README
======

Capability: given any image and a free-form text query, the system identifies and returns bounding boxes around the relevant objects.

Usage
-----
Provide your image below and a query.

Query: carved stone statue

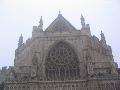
[81,14,85,28]
[31,54,38,79]
[86,51,94,77]
[18,34,23,47]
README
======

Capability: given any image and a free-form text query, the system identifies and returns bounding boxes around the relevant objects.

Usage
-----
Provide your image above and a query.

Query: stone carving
[18,34,23,47]
[81,14,85,27]
[31,54,38,79]
[100,31,106,46]
[45,41,80,80]
[1,13,120,90]
[85,50,94,77]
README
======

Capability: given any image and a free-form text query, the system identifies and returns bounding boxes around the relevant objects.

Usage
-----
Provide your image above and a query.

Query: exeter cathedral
[0,12,120,90]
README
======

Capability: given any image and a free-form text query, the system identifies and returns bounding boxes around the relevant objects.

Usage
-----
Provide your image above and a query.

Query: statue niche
[45,41,80,81]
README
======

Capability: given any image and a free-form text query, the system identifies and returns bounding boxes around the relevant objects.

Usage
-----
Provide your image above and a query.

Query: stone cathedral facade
[0,13,120,90]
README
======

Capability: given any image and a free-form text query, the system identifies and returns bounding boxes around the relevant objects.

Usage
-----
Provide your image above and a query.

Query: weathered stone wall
[14,28,118,79]
[14,30,90,77]
[4,79,120,90]
[2,14,119,90]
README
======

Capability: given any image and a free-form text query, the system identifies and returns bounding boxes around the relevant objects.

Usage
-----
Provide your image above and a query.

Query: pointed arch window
[45,41,80,81]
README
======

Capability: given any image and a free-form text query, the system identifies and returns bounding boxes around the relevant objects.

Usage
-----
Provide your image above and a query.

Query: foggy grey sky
[0,0,120,68]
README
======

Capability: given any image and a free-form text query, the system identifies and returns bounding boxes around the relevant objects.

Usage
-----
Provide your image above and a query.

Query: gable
[45,14,77,32]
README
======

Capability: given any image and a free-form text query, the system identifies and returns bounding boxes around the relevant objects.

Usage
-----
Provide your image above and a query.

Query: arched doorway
[45,41,80,81]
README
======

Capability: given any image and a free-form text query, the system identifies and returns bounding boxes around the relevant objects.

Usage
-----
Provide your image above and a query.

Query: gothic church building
[1,13,120,90]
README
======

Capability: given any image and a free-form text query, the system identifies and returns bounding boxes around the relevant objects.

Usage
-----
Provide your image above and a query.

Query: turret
[18,34,23,47]
[38,16,43,31]
[32,16,43,37]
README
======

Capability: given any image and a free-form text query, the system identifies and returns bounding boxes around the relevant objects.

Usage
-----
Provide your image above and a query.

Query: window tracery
[45,41,80,81]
